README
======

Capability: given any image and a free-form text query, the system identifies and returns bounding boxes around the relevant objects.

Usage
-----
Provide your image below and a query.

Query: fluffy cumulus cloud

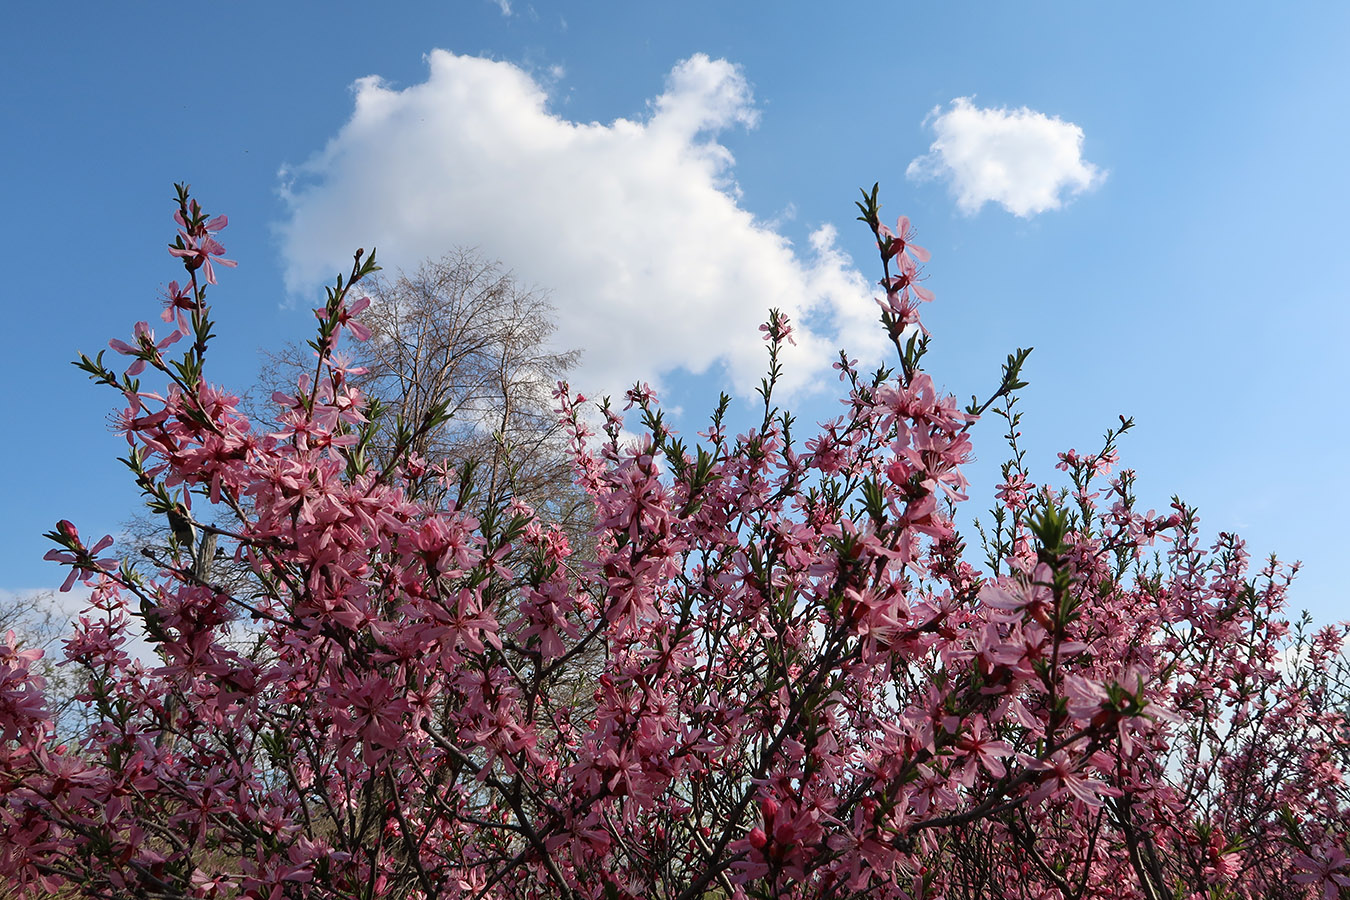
[907,98,1103,217]
[276,51,883,400]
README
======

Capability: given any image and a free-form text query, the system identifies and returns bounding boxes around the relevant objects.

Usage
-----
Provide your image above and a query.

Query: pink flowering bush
[1,183,1347,899]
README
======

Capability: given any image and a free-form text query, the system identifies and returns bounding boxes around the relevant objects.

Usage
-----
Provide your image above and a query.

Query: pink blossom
[334,295,371,341]
[15,186,1345,900]
[877,214,931,275]
[1293,844,1350,900]
[169,206,236,284]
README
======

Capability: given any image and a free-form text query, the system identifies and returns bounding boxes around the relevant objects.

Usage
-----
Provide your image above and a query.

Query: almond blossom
[1,185,1344,900]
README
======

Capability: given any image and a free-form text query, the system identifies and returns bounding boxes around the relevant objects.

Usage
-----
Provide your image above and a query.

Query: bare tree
[257,249,589,538]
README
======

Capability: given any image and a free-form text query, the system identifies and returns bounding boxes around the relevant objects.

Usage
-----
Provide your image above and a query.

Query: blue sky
[4,2,1347,624]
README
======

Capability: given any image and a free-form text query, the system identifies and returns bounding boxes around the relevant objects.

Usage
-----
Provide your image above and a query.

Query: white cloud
[1,585,159,665]
[907,97,1104,217]
[276,51,884,400]
[490,0,512,16]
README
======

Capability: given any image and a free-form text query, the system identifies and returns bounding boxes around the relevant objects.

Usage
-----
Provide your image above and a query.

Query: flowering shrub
[1,183,1346,899]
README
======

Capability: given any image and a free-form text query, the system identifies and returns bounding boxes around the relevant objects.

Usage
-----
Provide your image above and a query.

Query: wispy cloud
[1,585,159,664]
[490,0,512,17]
[907,97,1104,217]
[276,51,883,400]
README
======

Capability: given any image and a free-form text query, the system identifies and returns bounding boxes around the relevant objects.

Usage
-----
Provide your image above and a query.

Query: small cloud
[490,0,512,16]
[761,201,797,231]
[907,97,1104,217]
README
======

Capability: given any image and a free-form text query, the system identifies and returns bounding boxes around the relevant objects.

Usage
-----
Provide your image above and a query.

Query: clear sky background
[3,2,1347,625]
